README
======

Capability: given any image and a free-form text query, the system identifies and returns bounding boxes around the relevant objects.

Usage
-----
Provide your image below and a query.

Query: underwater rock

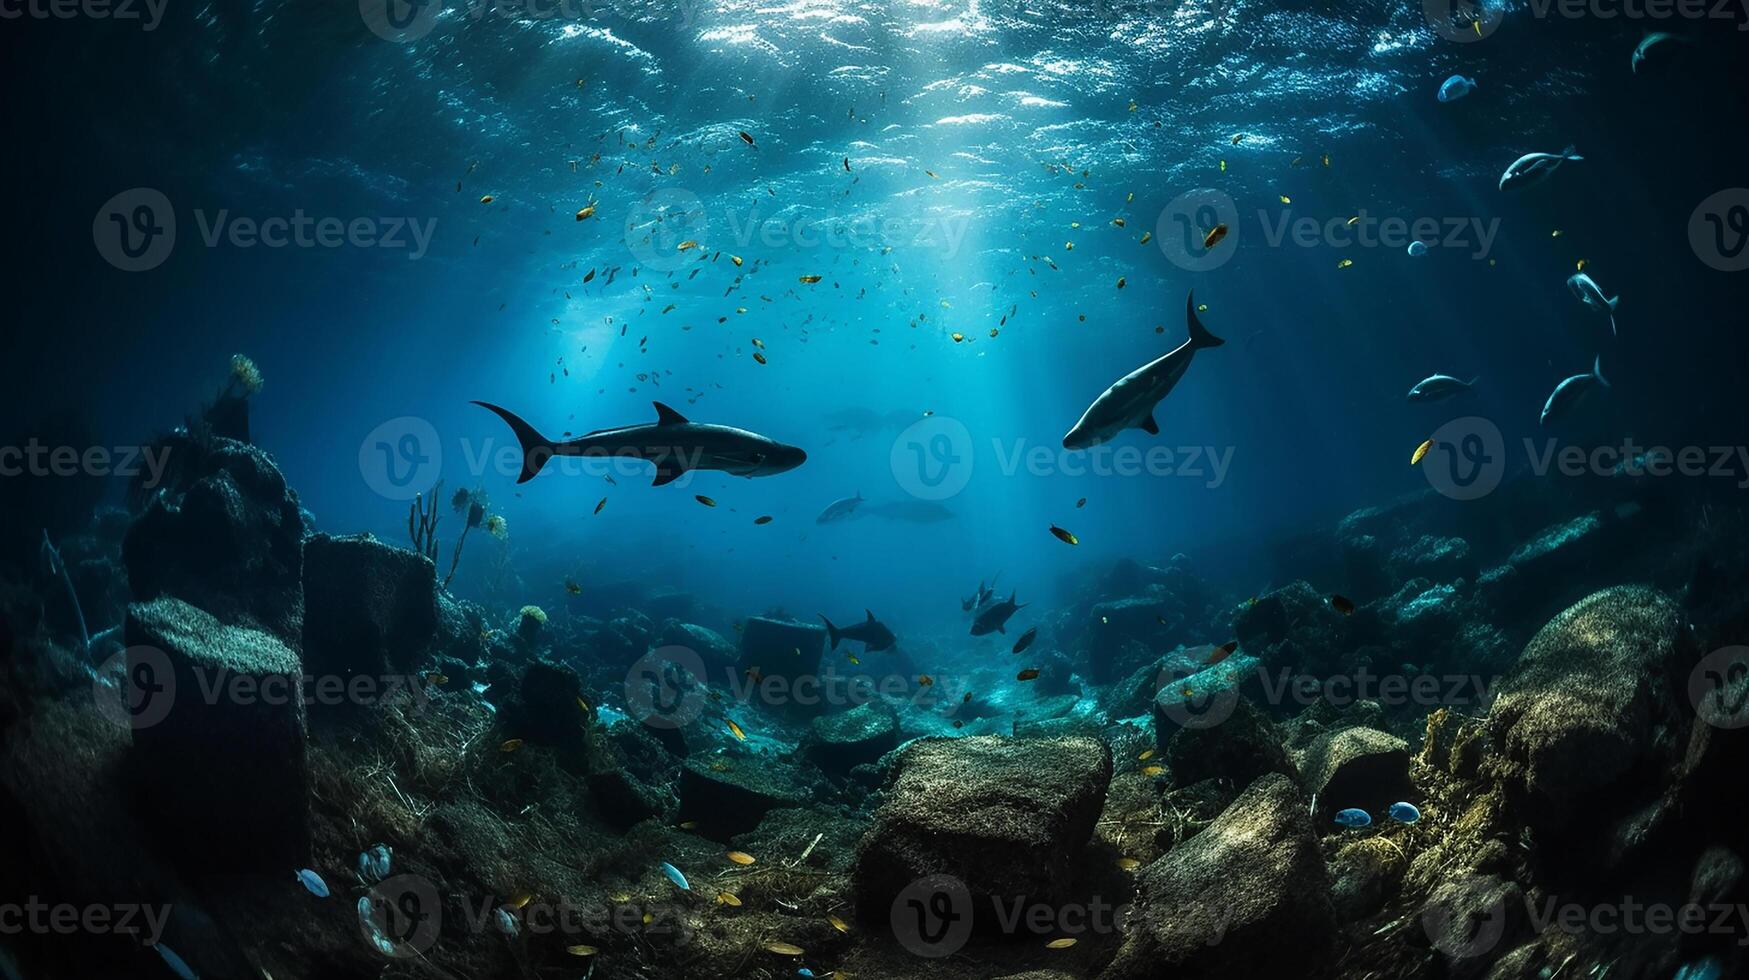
[124,596,311,874]
[501,660,594,756]
[1296,726,1412,823]
[301,533,438,683]
[1101,772,1333,980]
[1082,596,1173,683]
[676,756,807,840]
[851,735,1112,929]
[801,700,899,776]
[1486,585,1692,860]
[1388,534,1477,584]
[1329,836,1407,920]
[122,436,305,646]
[733,805,869,874]
[1162,696,1297,793]
[587,720,677,829]
[737,616,829,714]
[1478,509,1652,634]
[431,591,487,667]
[656,618,737,669]
[1231,581,1351,678]
[1417,872,1531,976]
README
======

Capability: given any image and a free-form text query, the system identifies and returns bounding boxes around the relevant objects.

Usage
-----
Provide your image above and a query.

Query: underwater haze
[4,0,1749,978]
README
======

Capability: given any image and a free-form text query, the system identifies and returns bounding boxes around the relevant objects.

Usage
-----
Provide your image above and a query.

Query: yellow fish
[1047,938,1079,949]
[1141,765,1165,776]
[1411,439,1434,466]
[1049,524,1079,546]
[726,719,747,741]
[1219,159,1227,172]
[575,204,595,221]
[1279,195,1292,205]
[798,274,822,283]
[1336,258,1354,270]
[567,945,599,956]
[1116,857,1141,870]
[677,240,699,251]
[716,891,742,907]
[695,495,717,507]
[765,942,804,956]
[727,851,757,865]
[499,739,524,753]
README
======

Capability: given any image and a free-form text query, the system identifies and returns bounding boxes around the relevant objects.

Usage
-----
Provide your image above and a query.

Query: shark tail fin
[473,401,556,484]
[1607,294,1620,311]
[1593,354,1612,388]
[1466,375,1481,388]
[1185,293,1225,349]
[820,615,842,650]
[1562,145,1584,161]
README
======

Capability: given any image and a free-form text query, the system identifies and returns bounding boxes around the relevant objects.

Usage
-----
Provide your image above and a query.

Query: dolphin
[1632,32,1690,74]
[815,492,865,524]
[1407,374,1477,402]
[971,591,1025,636]
[820,610,897,652]
[1566,272,1619,336]
[1499,146,1583,191]
[473,401,806,486]
[1063,293,1225,450]
[1540,355,1611,426]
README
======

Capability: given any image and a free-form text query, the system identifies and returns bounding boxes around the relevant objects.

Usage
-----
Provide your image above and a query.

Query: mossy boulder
[676,757,807,841]
[1296,725,1412,823]
[301,532,438,683]
[851,735,1113,929]
[124,596,311,875]
[1100,773,1334,979]
[1162,696,1296,792]
[801,701,899,775]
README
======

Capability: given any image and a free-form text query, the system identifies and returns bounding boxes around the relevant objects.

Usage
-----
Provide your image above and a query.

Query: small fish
[1411,439,1434,465]
[508,893,533,910]
[565,580,583,595]
[593,497,607,515]
[426,671,449,685]
[677,240,699,252]
[1278,194,1291,205]
[1336,258,1354,270]
[753,352,768,365]
[727,851,757,865]
[1049,524,1079,546]
[696,495,717,507]
[479,194,495,204]
[1046,938,1079,949]
[1499,146,1583,192]
[1205,640,1239,665]
[1012,626,1038,654]
[1230,133,1245,145]
[726,719,747,741]
[575,204,596,221]
[951,332,965,343]
[1138,748,1155,761]
[1202,224,1229,249]
[799,275,822,284]
[739,131,756,146]
[918,675,934,686]
[1116,857,1141,870]
[1333,808,1372,828]
[494,907,519,936]
[1407,240,1429,257]
[1388,801,1422,824]
[1407,373,1476,402]
[1075,497,1087,508]
[358,844,392,883]
[1016,668,1040,681]
[660,861,691,890]
[1219,159,1227,172]
[829,914,851,933]
[765,942,805,956]
[716,891,742,906]
[567,944,600,956]
[1140,765,1165,776]
[1541,354,1610,426]
[1437,74,1477,102]
[1329,594,1356,615]
[754,515,774,525]
[295,868,330,897]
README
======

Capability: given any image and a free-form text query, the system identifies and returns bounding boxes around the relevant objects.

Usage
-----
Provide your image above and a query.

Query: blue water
[6,0,1748,629]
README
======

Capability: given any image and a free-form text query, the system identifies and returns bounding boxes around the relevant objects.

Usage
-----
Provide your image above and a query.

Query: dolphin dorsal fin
[652,402,689,426]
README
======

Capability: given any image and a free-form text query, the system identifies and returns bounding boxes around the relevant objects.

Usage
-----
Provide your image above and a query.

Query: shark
[1063,293,1225,450]
[473,401,806,486]
[970,591,1025,636]
[820,610,897,652]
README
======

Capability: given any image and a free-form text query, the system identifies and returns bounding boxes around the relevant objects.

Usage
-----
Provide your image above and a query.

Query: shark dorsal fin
[652,402,689,426]
[865,609,877,624]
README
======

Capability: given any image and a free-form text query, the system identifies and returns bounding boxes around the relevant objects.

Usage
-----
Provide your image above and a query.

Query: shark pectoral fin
[1139,414,1160,436]
[651,464,688,487]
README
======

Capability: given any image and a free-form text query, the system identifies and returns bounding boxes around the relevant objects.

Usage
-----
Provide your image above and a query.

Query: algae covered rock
[124,596,311,875]
[1296,725,1412,822]
[1162,696,1296,792]
[802,700,899,775]
[851,734,1112,928]
[1486,585,1692,844]
[1101,772,1333,980]
[301,532,438,682]
[122,437,305,645]
[656,618,738,669]
[676,756,807,840]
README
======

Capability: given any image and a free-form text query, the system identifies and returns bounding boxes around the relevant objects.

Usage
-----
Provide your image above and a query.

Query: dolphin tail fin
[1562,145,1584,161]
[473,401,555,484]
[820,615,842,650]
[1185,293,1225,349]
[1607,294,1620,311]
[1593,354,1611,388]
